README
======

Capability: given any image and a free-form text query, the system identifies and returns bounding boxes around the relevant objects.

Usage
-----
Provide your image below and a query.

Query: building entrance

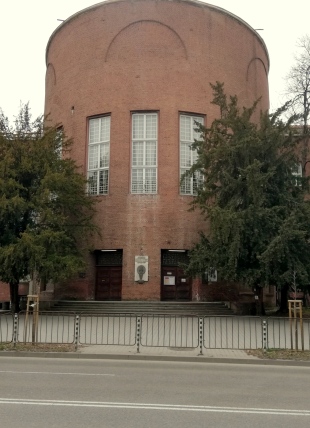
[161,250,191,301]
[95,250,122,300]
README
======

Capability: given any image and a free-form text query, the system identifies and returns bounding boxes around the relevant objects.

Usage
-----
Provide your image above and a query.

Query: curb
[1,351,310,366]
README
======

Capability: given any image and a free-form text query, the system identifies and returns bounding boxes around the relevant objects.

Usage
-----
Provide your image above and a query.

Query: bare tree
[286,35,310,170]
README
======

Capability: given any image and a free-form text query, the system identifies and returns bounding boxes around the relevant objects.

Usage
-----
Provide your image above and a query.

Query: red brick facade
[44,0,269,301]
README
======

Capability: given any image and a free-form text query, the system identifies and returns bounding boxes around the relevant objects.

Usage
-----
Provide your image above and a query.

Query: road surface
[0,357,309,427]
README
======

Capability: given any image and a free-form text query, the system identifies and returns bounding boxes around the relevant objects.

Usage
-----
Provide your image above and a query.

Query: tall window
[55,126,63,158]
[131,113,157,194]
[292,162,303,186]
[292,162,302,178]
[88,116,110,195]
[180,114,204,195]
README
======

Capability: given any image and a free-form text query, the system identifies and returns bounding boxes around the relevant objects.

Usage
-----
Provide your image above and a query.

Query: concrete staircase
[50,301,234,316]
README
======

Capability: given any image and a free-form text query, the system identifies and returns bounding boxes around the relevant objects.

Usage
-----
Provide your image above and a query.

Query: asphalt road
[0,357,309,428]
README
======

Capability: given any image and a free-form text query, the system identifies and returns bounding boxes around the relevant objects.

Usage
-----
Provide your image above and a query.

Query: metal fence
[18,311,76,344]
[79,314,136,346]
[1,311,309,353]
[203,316,263,350]
[140,314,199,348]
[267,317,310,350]
[0,312,14,344]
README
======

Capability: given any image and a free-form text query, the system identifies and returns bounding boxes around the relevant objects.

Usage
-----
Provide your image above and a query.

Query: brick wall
[0,281,9,302]
[0,281,29,303]
[44,0,269,301]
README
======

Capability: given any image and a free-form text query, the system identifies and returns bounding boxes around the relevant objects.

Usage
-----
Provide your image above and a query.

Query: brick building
[44,0,269,302]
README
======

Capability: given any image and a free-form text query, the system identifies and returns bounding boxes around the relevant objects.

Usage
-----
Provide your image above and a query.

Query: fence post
[136,316,141,353]
[74,315,80,351]
[262,319,267,352]
[199,317,204,355]
[13,313,18,347]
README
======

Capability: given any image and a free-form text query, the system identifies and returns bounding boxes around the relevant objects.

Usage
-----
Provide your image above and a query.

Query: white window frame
[131,112,158,194]
[292,162,302,178]
[180,114,204,195]
[87,116,110,195]
[56,126,63,158]
[292,162,302,186]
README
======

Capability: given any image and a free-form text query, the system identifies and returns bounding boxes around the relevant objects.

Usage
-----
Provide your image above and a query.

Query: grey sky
[1,0,309,122]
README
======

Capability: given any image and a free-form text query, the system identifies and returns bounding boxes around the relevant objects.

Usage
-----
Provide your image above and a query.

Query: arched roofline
[45,0,269,71]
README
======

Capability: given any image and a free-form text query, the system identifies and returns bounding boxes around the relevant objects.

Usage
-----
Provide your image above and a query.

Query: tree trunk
[9,281,20,313]
[254,286,266,316]
[279,283,289,314]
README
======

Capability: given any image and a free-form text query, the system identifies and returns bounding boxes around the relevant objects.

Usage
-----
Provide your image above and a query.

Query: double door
[96,266,122,301]
[161,266,191,301]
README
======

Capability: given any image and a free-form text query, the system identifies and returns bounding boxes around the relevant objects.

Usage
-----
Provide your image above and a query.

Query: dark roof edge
[45,0,269,70]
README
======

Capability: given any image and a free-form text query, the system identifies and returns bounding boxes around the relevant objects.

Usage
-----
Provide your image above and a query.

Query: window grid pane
[193,116,203,139]
[146,115,157,139]
[132,115,144,140]
[89,120,100,145]
[180,115,191,141]
[100,117,110,142]
[180,115,203,195]
[89,116,110,144]
[131,168,144,194]
[88,145,99,170]
[88,171,98,195]
[88,116,110,195]
[99,170,109,194]
[193,170,203,193]
[132,142,144,167]
[180,168,191,194]
[100,143,109,168]
[180,142,192,168]
[145,168,157,193]
[145,141,156,166]
[131,113,157,194]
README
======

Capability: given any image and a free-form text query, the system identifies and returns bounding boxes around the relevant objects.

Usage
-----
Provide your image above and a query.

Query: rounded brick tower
[45,0,269,301]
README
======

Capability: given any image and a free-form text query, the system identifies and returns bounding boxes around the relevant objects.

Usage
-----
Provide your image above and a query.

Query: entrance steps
[50,301,234,316]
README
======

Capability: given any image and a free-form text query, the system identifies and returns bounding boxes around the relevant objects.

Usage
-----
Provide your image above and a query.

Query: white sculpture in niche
[135,256,148,283]
[137,265,146,283]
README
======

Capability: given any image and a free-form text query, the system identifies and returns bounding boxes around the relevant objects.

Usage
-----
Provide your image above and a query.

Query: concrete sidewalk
[78,344,256,360]
[2,347,310,366]
[2,344,310,366]
[74,344,310,365]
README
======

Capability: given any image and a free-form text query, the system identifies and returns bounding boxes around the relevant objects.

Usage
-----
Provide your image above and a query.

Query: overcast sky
[1,0,309,123]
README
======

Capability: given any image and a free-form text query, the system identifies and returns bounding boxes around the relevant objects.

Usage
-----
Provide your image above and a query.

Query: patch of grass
[302,307,310,317]
[0,343,76,352]
[247,349,310,361]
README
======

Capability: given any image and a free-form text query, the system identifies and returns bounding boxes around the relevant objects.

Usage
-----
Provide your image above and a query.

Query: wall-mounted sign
[164,276,175,285]
[135,256,149,283]
[204,268,218,282]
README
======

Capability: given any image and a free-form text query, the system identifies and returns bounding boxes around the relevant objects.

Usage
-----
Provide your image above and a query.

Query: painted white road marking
[0,371,115,376]
[0,399,309,416]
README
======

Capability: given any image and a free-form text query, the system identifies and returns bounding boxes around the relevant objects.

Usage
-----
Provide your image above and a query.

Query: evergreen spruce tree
[0,105,97,312]
[184,83,310,314]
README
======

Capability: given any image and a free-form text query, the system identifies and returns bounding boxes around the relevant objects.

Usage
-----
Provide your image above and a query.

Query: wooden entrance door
[96,266,122,301]
[161,266,192,301]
